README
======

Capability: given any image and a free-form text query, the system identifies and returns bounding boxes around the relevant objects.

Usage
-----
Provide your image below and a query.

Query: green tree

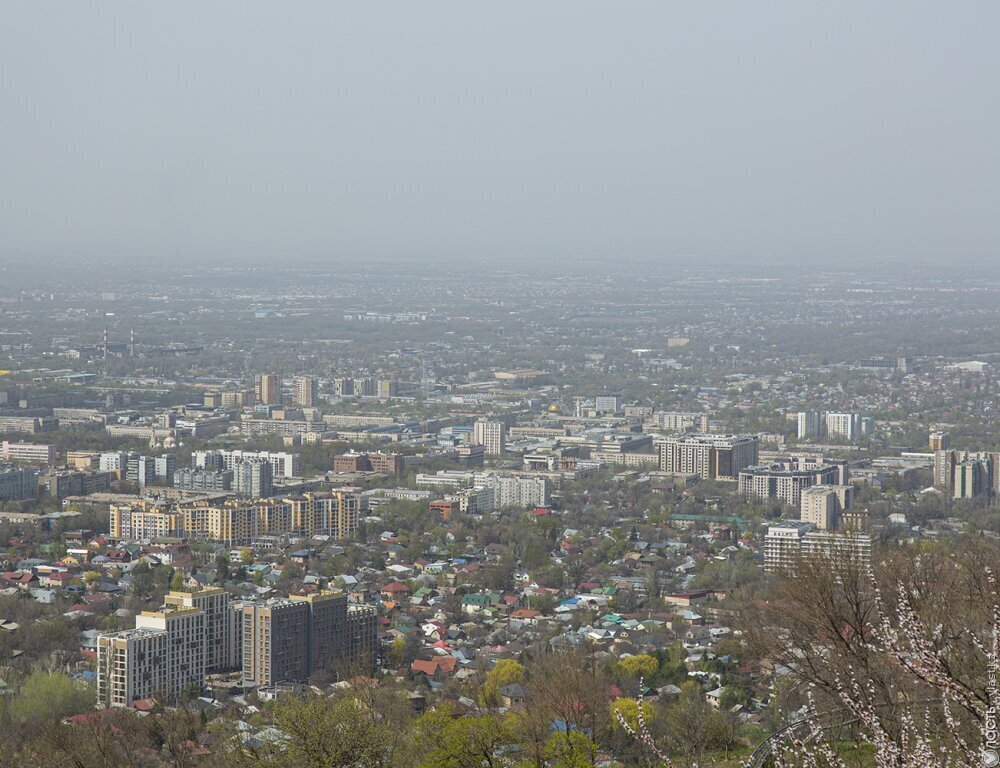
[240,694,399,768]
[616,654,658,680]
[544,730,598,768]
[129,562,155,598]
[609,697,654,731]
[170,569,185,591]
[412,704,511,768]
[479,659,526,708]
[2,671,94,747]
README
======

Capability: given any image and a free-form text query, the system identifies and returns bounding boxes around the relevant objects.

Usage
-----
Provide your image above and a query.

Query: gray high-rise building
[241,592,378,688]
[796,411,822,440]
[0,466,38,501]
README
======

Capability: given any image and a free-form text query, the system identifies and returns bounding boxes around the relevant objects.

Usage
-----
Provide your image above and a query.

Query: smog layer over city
[0,2,998,767]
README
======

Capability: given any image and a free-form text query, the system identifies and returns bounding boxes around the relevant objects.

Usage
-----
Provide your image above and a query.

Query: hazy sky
[1,2,998,266]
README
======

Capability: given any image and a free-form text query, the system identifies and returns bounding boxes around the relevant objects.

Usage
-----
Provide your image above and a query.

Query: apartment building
[929,431,951,451]
[796,411,822,440]
[345,604,379,670]
[97,604,206,707]
[332,451,405,479]
[37,468,113,500]
[205,389,255,408]
[126,455,156,486]
[173,468,233,492]
[98,451,175,486]
[163,588,239,674]
[444,486,496,516]
[0,416,56,434]
[1,441,56,464]
[738,457,845,508]
[292,376,318,407]
[233,458,273,498]
[955,458,992,500]
[800,484,854,530]
[590,451,659,469]
[648,411,709,432]
[472,420,507,456]
[0,466,38,501]
[764,521,872,573]
[254,374,282,405]
[763,521,815,573]
[154,454,177,485]
[800,530,873,565]
[111,492,363,545]
[242,598,309,687]
[193,449,301,479]
[323,413,395,429]
[375,379,398,398]
[109,502,171,540]
[353,377,375,397]
[935,449,1000,496]
[825,412,871,442]
[657,433,759,480]
[99,451,129,473]
[99,587,378,706]
[288,491,364,538]
[793,411,873,442]
[241,592,377,688]
[472,473,549,509]
[97,629,171,707]
[457,444,486,468]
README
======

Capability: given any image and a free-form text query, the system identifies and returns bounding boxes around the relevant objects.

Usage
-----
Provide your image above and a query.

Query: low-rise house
[381,582,412,601]
[410,656,458,681]
[706,687,725,708]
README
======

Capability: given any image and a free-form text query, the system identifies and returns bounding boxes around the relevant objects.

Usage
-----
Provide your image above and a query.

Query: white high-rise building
[97,628,170,707]
[98,603,206,707]
[472,473,548,509]
[651,412,708,432]
[154,454,177,484]
[473,420,507,456]
[99,451,129,472]
[764,521,871,573]
[233,458,273,498]
[825,413,862,442]
[594,394,622,415]
[763,521,815,573]
[193,449,301,478]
